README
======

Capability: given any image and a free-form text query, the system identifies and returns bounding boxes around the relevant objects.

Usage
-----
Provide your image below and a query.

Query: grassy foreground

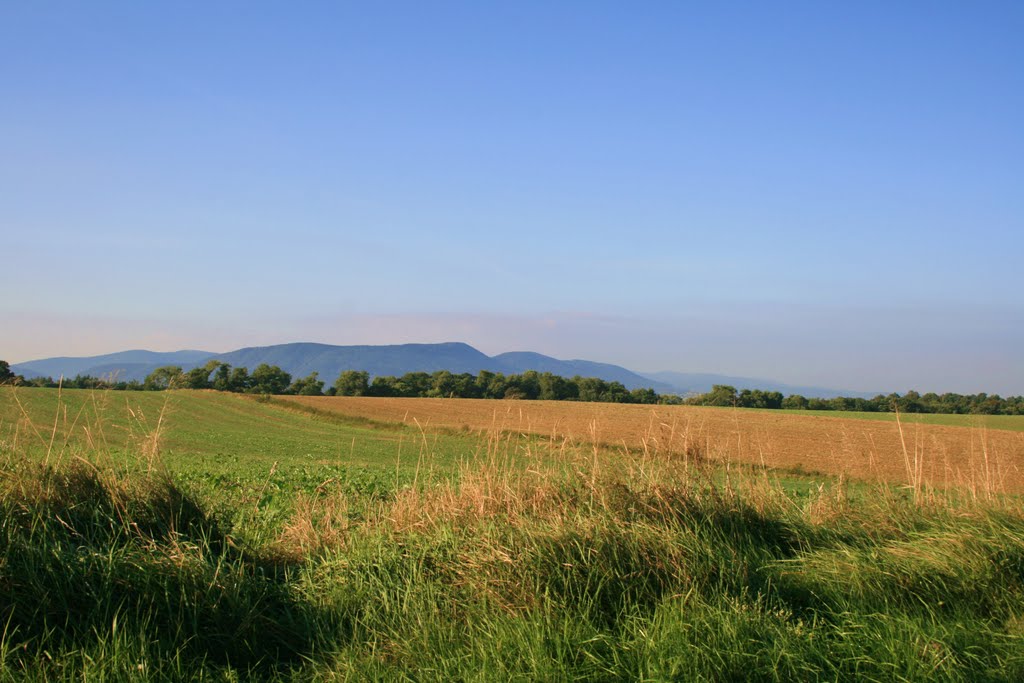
[1,388,1024,680]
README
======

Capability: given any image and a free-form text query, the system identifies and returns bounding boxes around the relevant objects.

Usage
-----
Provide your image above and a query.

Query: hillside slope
[11,343,669,391]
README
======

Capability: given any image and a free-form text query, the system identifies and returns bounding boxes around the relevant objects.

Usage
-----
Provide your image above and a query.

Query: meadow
[281,396,1024,495]
[2,387,1024,680]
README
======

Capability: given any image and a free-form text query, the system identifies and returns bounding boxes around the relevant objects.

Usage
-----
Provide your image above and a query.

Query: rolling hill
[11,350,216,381]
[11,343,673,392]
[10,343,867,397]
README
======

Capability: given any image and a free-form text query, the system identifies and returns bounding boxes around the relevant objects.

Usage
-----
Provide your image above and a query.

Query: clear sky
[2,2,1022,395]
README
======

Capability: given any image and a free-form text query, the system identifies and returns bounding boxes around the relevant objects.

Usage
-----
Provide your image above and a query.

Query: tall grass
[1,389,1023,680]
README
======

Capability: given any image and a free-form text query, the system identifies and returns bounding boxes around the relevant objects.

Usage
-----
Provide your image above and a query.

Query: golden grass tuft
[278,490,351,554]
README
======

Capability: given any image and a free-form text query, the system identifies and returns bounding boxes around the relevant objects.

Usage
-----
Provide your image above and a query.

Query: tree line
[329,369,665,403]
[685,384,1024,416]
[3,360,1021,414]
[0,361,669,404]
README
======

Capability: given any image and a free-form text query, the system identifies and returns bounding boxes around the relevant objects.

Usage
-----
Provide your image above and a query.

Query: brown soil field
[280,396,1024,494]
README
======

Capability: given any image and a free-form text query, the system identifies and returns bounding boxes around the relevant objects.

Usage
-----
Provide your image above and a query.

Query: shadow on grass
[0,463,329,671]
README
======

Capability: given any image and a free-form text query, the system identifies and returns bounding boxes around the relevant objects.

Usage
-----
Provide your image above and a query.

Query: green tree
[782,394,809,410]
[66,375,109,390]
[21,376,56,388]
[396,372,431,397]
[287,372,324,396]
[630,387,659,404]
[451,373,481,398]
[476,371,507,399]
[0,361,16,384]
[428,370,458,398]
[212,363,232,391]
[144,366,184,391]
[249,364,292,394]
[334,370,370,396]
[227,367,251,393]
[687,385,738,407]
[602,381,630,403]
[182,368,209,389]
[539,372,577,401]
[897,390,923,413]
[183,360,222,390]
[970,393,1002,415]
[368,376,400,397]
[575,376,606,403]
[737,389,783,409]
[516,371,541,400]
[830,396,856,411]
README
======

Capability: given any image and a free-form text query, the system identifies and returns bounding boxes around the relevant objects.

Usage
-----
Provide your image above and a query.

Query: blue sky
[2,2,1022,394]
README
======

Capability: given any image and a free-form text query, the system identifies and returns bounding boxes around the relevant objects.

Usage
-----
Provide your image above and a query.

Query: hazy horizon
[7,307,1020,396]
[3,3,1021,396]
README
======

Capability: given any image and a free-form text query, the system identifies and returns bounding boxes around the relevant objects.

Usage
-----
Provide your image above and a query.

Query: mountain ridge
[10,342,867,398]
[12,350,217,381]
[639,371,879,400]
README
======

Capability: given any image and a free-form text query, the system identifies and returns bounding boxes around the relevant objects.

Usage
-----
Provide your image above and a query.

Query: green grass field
[2,387,1024,680]
[0,388,876,507]
[1,387,481,470]
[772,407,1024,431]
[0,388,487,511]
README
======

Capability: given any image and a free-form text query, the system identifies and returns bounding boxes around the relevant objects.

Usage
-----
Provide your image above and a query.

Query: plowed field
[280,396,1024,493]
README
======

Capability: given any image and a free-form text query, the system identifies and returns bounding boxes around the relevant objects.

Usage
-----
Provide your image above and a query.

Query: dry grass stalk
[280,396,1024,493]
[279,490,351,554]
[805,473,850,525]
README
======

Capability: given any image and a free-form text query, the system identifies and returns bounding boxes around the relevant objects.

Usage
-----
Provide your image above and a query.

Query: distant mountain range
[11,350,216,383]
[10,342,870,398]
[641,371,878,400]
